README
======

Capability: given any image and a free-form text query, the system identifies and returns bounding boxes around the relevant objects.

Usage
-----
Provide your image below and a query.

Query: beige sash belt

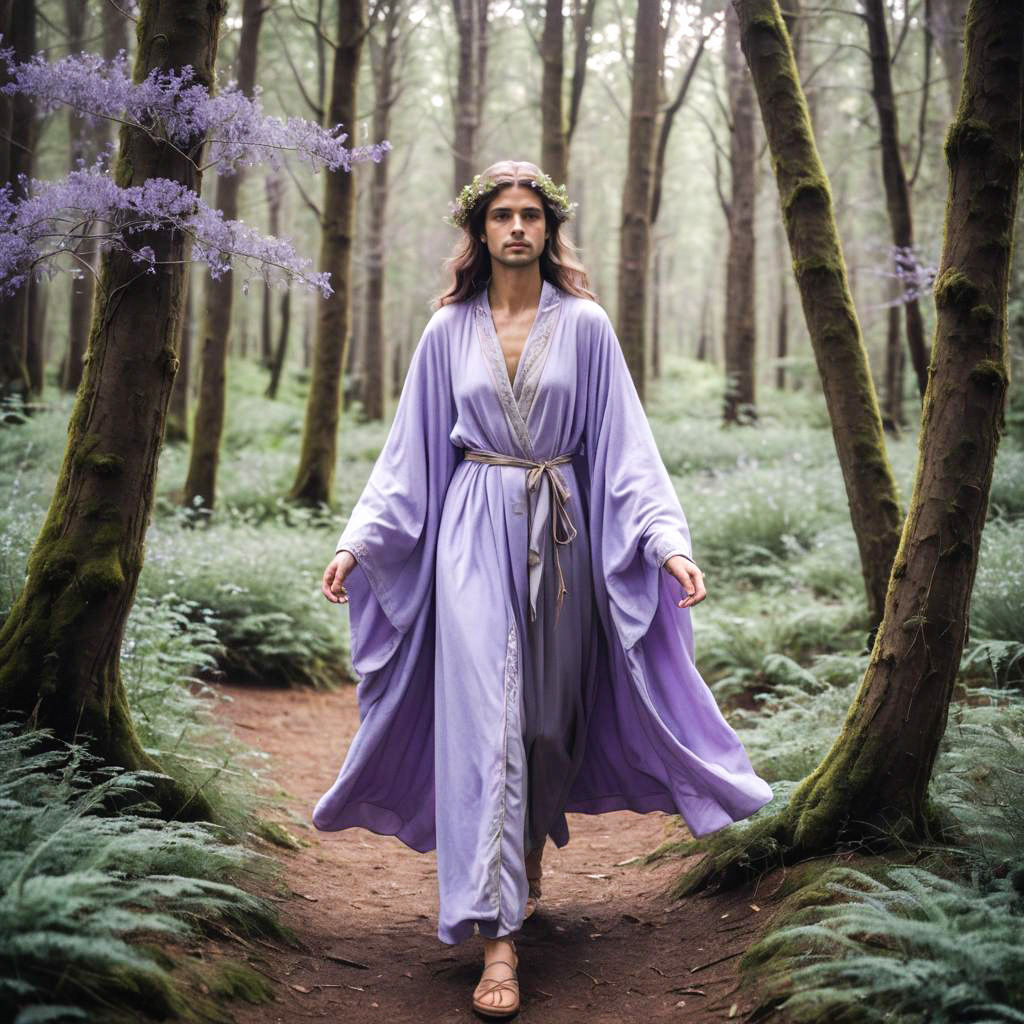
[463,448,579,625]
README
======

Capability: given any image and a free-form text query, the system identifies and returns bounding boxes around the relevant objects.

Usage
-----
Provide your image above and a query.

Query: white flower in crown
[445,171,575,227]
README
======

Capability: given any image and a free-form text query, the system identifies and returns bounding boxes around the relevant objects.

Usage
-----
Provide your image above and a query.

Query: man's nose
[511,215,525,233]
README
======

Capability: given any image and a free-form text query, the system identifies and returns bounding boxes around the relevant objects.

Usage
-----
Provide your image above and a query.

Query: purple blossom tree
[0,0,388,820]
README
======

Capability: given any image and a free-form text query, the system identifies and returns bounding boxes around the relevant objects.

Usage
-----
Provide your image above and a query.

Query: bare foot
[472,937,519,1017]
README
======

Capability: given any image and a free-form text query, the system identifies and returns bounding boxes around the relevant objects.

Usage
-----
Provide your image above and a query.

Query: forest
[0,0,1022,1021]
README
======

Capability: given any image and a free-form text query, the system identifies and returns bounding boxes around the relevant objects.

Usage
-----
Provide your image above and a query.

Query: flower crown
[446,171,575,228]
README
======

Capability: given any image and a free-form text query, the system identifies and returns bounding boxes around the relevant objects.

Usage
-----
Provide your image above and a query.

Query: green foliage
[0,723,289,1024]
[751,864,1024,1024]
[140,507,353,689]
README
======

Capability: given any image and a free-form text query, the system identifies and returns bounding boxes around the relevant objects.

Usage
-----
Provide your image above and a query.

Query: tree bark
[362,0,403,422]
[452,0,488,192]
[61,0,95,396]
[288,0,366,505]
[882,274,905,433]
[266,289,291,400]
[678,0,1022,894]
[864,0,930,399]
[616,1,661,405]
[0,0,35,409]
[183,0,266,513]
[927,0,969,114]
[540,0,567,185]
[728,0,903,625]
[0,0,227,819]
[166,267,193,443]
[722,4,758,425]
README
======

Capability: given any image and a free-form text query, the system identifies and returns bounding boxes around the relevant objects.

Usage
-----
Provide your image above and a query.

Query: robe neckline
[473,280,563,459]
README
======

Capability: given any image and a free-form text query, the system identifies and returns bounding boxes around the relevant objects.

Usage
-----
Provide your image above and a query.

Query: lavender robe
[312,280,773,945]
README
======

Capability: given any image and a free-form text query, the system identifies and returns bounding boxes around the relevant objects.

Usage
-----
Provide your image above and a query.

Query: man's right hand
[322,550,357,604]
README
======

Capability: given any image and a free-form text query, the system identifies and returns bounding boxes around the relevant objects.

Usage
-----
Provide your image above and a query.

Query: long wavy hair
[435,159,597,308]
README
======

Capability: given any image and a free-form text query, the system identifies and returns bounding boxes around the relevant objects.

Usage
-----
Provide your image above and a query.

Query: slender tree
[361,0,407,422]
[288,0,367,505]
[927,0,969,113]
[677,0,1023,893]
[452,0,489,193]
[539,0,597,187]
[616,1,661,403]
[0,0,227,817]
[61,0,94,395]
[0,0,35,408]
[183,0,267,513]
[727,0,904,624]
[864,0,930,399]
[722,2,758,424]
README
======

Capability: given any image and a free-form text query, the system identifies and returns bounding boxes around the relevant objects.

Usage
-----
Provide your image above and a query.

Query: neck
[487,261,543,313]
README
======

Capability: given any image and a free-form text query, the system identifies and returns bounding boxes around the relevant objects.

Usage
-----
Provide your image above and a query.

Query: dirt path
[212,683,779,1024]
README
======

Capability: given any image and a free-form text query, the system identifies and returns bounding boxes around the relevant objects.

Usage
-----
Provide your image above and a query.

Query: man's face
[480,185,549,269]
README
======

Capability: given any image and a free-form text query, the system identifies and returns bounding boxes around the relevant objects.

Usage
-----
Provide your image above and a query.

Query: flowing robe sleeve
[572,302,774,837]
[581,304,695,650]
[313,309,460,851]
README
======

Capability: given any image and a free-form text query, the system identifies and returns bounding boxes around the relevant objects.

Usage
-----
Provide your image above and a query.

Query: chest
[490,307,538,386]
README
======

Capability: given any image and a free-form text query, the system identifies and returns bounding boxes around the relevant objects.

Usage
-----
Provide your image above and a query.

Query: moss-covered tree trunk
[864,0,931,398]
[616,0,661,404]
[733,0,902,625]
[0,0,35,409]
[183,0,265,513]
[288,0,366,505]
[679,0,1023,895]
[0,0,226,819]
[722,3,758,425]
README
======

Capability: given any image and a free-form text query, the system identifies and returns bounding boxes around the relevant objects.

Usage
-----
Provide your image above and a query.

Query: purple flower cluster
[0,41,391,296]
[0,160,332,298]
[0,46,391,174]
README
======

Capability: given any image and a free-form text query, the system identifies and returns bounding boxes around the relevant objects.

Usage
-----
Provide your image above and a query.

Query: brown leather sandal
[472,943,520,1019]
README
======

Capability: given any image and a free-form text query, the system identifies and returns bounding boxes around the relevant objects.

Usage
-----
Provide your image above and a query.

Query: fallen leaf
[586,873,611,880]
[290,984,312,994]
[720,913,730,919]
[729,1003,738,1017]
[675,1000,686,1008]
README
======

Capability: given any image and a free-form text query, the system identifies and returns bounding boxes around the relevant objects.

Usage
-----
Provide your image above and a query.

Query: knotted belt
[463,448,579,625]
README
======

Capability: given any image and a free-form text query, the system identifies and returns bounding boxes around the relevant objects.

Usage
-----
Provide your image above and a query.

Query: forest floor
[202,682,788,1024]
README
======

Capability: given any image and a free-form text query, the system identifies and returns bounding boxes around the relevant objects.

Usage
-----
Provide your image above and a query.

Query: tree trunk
[729,0,903,626]
[540,0,567,185]
[0,0,34,409]
[864,0,931,399]
[166,267,193,443]
[882,275,905,434]
[266,289,291,400]
[0,0,226,819]
[61,0,96,396]
[261,172,284,369]
[774,212,788,389]
[616,1,661,404]
[679,0,1023,894]
[288,0,366,505]
[452,0,487,192]
[25,273,45,395]
[927,0,969,114]
[722,4,757,425]
[362,1,401,423]
[183,0,265,513]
